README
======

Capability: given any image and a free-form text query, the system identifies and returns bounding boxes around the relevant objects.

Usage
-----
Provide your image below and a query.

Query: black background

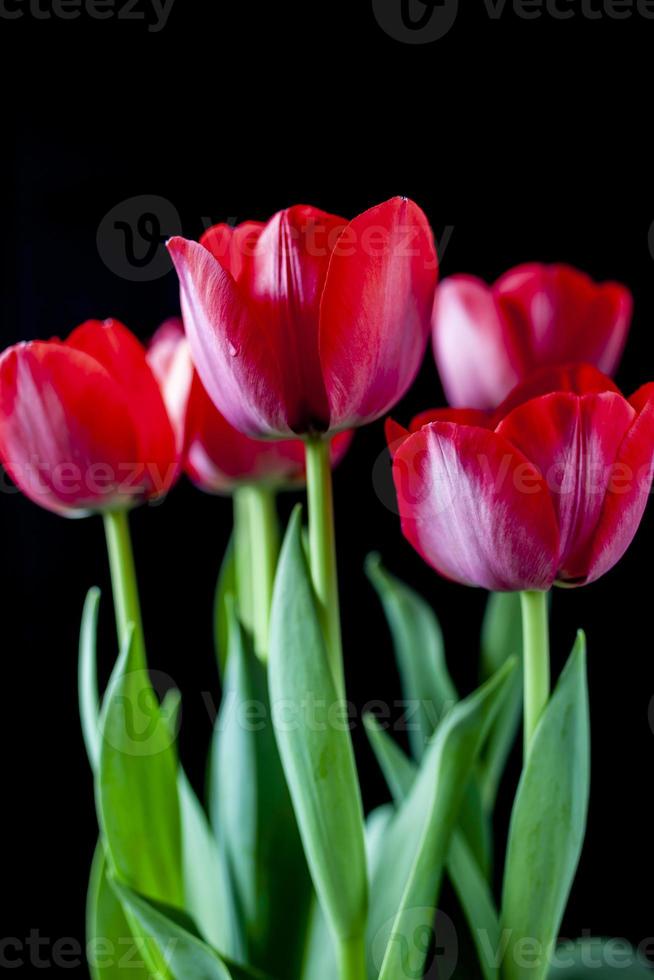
[2,0,653,973]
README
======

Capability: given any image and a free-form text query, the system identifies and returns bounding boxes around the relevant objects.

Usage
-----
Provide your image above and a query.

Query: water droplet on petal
[228,343,238,357]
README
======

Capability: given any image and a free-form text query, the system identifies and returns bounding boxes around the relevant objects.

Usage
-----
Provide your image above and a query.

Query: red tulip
[0,320,177,517]
[432,264,632,410]
[389,367,654,590]
[166,197,438,438]
[147,320,352,494]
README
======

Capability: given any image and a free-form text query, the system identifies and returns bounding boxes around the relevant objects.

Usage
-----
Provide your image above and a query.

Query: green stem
[233,488,254,639]
[520,590,550,757]
[103,510,146,669]
[242,484,279,661]
[305,436,344,697]
[338,934,367,980]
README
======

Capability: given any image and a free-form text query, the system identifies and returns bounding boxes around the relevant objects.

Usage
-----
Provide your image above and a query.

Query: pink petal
[320,197,438,430]
[393,422,559,591]
[167,236,293,437]
[432,275,519,410]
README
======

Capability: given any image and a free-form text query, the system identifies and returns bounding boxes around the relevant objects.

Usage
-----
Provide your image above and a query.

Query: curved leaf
[501,633,590,980]
[366,553,456,759]
[369,659,516,980]
[86,843,149,980]
[79,587,102,770]
[364,713,500,980]
[214,534,236,676]
[97,627,183,908]
[269,507,367,948]
[212,600,311,977]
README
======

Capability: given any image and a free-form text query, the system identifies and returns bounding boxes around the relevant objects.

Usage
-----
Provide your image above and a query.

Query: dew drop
[227,343,238,358]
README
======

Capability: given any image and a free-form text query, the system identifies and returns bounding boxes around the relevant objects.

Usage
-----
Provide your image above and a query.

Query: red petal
[410,406,492,431]
[493,362,619,423]
[0,342,140,515]
[496,263,632,377]
[385,417,410,459]
[320,197,438,430]
[200,221,265,282]
[393,422,559,591]
[497,391,636,583]
[236,205,347,431]
[431,275,519,409]
[167,236,293,437]
[67,319,177,498]
[581,387,654,584]
[146,318,194,456]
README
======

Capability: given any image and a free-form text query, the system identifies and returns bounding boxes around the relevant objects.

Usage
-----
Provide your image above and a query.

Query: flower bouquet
[1,199,652,980]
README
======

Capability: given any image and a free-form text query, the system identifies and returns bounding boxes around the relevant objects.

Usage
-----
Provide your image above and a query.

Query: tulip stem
[338,934,367,980]
[520,590,550,757]
[305,436,344,698]
[242,484,279,661]
[103,509,146,670]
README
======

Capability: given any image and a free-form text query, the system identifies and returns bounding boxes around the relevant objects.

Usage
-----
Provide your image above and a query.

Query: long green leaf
[112,880,269,980]
[366,554,456,759]
[86,843,149,980]
[161,689,241,960]
[79,587,102,770]
[366,556,491,873]
[96,627,183,908]
[214,534,236,676]
[364,713,501,980]
[269,506,367,950]
[212,600,311,977]
[368,659,515,980]
[501,632,590,980]
[480,592,524,811]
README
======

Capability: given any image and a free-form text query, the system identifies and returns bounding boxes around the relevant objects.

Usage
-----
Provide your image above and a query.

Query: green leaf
[269,506,368,947]
[501,632,590,980]
[86,842,149,979]
[214,534,236,676]
[366,554,457,760]
[97,626,183,908]
[548,939,653,980]
[364,714,500,980]
[79,587,102,770]
[211,599,312,977]
[367,658,516,980]
[480,592,524,811]
[112,879,270,980]
[160,689,242,961]
[366,557,491,874]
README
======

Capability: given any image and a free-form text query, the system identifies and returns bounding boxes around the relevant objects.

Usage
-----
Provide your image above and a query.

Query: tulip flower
[166,197,438,438]
[432,264,632,410]
[0,319,177,517]
[389,367,654,593]
[146,319,352,494]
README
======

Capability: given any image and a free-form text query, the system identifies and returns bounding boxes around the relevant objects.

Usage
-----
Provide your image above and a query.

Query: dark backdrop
[2,1,653,974]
